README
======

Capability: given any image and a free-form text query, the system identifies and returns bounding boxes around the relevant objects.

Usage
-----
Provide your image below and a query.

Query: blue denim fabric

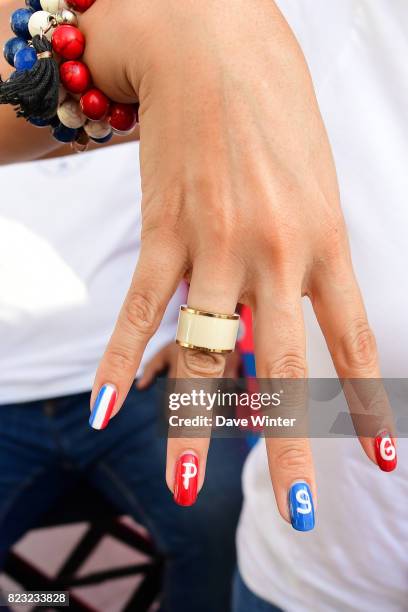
[232,571,283,612]
[0,384,247,612]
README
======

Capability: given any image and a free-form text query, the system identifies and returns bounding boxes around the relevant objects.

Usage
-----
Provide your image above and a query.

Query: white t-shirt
[237,1,408,611]
[0,143,183,403]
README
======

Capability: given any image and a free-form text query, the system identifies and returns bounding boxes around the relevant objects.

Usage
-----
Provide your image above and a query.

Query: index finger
[90,233,184,429]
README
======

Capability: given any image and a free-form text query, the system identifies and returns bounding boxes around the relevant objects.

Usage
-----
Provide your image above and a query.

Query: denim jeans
[232,571,283,612]
[0,384,247,612]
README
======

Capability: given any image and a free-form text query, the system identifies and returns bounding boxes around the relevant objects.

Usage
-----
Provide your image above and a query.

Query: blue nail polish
[288,481,315,532]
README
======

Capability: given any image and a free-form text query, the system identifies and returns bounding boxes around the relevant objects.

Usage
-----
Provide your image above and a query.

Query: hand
[85,0,395,521]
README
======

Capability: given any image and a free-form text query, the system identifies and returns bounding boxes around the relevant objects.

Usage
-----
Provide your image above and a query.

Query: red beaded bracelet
[0,0,139,152]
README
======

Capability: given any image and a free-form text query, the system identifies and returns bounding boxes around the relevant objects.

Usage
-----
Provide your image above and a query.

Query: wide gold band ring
[176,305,240,354]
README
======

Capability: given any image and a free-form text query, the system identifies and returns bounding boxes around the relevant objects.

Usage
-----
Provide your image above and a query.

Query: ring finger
[254,290,316,531]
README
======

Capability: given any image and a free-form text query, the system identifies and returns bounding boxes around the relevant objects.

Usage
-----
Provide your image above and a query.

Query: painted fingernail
[288,481,315,532]
[174,451,199,507]
[375,430,397,472]
[89,384,117,430]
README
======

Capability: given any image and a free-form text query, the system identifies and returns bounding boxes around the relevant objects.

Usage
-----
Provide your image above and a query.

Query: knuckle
[123,290,162,337]
[104,348,135,377]
[142,187,184,235]
[181,349,226,377]
[264,353,307,379]
[275,444,309,472]
[204,220,238,256]
[337,319,378,372]
[313,214,350,270]
[260,222,292,254]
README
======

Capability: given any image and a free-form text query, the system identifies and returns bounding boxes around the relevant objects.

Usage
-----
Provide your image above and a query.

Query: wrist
[80,0,292,101]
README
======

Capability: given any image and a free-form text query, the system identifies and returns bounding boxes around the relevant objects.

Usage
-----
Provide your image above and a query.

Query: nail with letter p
[174,451,199,506]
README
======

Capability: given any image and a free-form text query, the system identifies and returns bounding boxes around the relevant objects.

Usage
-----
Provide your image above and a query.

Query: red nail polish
[375,430,397,472]
[174,452,199,506]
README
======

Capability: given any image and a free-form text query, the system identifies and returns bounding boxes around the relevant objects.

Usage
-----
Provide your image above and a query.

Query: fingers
[166,260,242,505]
[254,293,316,531]
[224,350,242,379]
[311,263,397,470]
[90,235,184,430]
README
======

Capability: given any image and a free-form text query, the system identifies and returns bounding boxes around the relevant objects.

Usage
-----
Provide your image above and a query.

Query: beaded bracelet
[0,0,139,152]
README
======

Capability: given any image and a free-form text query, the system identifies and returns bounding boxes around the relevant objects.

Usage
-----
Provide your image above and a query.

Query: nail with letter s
[288,481,315,532]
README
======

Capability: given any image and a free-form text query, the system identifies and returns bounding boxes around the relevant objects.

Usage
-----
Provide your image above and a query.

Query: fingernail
[375,430,397,472]
[174,451,199,507]
[288,481,315,532]
[89,384,118,430]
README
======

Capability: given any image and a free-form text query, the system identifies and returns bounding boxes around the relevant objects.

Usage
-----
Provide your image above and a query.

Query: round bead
[50,115,61,127]
[29,116,50,127]
[112,128,137,137]
[40,0,66,12]
[84,119,112,139]
[57,8,78,26]
[29,115,58,127]
[58,85,67,104]
[57,97,86,128]
[52,25,85,60]
[80,89,110,121]
[52,123,78,143]
[66,0,95,12]
[11,9,33,40]
[59,60,91,94]
[91,132,113,144]
[109,103,138,133]
[25,0,43,11]
[14,46,37,71]
[3,37,28,67]
[71,129,90,152]
[28,11,54,41]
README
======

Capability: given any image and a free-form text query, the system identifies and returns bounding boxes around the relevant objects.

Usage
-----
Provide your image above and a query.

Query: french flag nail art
[89,384,117,430]
[288,481,315,532]
[375,430,397,472]
[174,452,199,507]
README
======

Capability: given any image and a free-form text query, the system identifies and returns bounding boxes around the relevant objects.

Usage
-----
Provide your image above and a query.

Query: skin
[1,0,394,524]
[82,0,394,519]
[137,343,241,390]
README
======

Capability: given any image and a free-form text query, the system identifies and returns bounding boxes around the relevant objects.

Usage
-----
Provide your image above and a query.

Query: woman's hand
[85,0,394,521]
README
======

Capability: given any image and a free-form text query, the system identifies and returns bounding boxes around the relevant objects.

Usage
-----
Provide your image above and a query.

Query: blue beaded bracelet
[1,0,139,153]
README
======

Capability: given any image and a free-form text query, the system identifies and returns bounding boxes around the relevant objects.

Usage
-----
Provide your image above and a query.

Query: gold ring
[176,305,240,354]
[180,305,239,320]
